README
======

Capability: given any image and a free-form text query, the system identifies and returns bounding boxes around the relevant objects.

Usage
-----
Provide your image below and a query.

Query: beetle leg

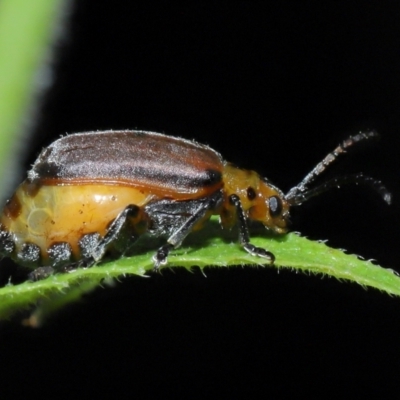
[152,197,218,271]
[81,204,141,267]
[229,194,275,263]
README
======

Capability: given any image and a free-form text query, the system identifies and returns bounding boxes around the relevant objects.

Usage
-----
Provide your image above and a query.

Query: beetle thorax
[221,163,290,233]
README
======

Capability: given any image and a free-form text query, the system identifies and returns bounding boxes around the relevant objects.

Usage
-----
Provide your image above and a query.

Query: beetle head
[248,177,291,234]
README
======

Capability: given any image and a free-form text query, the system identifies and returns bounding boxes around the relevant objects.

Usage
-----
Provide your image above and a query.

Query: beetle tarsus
[243,244,275,263]
[28,266,55,281]
[153,243,174,272]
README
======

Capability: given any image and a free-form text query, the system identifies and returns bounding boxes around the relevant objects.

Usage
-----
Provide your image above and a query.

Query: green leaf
[0,0,66,193]
[0,219,398,326]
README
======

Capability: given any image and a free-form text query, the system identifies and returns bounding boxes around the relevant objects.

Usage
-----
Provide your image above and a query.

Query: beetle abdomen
[0,182,151,267]
[28,131,224,197]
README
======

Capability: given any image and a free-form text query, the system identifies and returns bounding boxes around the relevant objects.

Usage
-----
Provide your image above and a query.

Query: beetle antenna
[286,130,380,200]
[286,173,392,206]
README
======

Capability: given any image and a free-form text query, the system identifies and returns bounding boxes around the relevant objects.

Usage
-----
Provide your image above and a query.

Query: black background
[1,1,400,397]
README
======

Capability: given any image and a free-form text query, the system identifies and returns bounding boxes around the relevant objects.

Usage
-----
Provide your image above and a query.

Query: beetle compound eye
[269,196,282,217]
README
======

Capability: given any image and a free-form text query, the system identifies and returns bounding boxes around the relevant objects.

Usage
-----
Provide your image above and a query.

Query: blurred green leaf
[0,0,66,190]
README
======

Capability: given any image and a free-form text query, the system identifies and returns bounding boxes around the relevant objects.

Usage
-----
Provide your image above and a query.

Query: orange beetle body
[0,130,390,279]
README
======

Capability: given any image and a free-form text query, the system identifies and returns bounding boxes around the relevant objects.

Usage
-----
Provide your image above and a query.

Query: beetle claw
[152,257,167,273]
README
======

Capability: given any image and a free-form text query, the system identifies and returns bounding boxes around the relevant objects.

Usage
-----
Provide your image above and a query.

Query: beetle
[0,129,391,280]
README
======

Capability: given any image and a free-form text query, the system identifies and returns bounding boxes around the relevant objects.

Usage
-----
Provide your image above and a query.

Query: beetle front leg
[229,194,275,263]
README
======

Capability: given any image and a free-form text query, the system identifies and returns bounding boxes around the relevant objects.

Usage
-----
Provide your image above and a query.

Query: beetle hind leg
[149,194,222,272]
[151,208,208,272]
[229,194,275,264]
